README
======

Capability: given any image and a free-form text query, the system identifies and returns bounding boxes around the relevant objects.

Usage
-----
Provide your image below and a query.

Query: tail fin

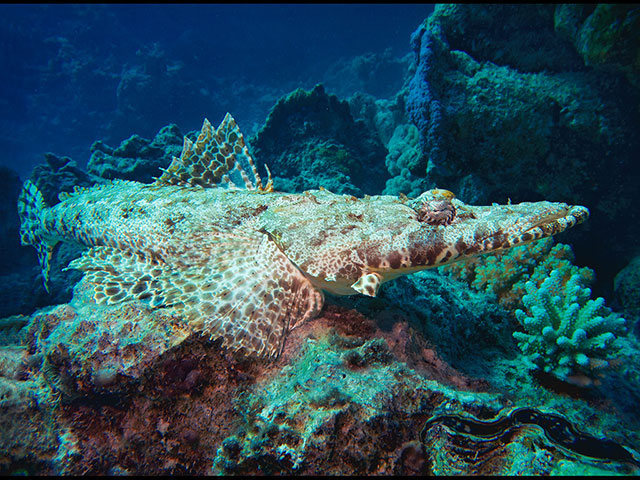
[17,180,56,291]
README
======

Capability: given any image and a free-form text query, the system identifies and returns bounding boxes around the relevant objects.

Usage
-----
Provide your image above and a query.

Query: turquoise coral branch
[513,269,627,386]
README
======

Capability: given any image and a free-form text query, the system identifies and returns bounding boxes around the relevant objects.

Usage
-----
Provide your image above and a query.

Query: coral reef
[250,84,388,196]
[348,91,407,149]
[1,279,638,475]
[26,278,195,400]
[406,4,640,290]
[87,124,184,183]
[346,87,430,197]
[0,316,30,347]
[28,153,98,209]
[555,5,640,88]
[513,269,627,387]
[0,5,638,476]
[382,123,427,197]
[112,43,210,143]
[321,49,413,100]
[0,161,91,318]
[0,167,25,275]
[442,231,631,388]
[373,270,516,375]
[26,153,98,309]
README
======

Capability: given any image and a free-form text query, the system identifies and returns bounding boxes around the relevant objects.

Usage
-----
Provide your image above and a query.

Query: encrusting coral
[513,269,627,386]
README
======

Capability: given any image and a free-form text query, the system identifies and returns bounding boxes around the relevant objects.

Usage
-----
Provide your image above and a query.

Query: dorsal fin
[155,113,273,191]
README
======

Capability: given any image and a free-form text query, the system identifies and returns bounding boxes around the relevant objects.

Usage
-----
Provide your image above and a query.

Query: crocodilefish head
[272,189,589,297]
[403,188,589,270]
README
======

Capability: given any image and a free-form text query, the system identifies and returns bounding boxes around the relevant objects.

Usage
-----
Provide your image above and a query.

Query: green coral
[513,269,627,386]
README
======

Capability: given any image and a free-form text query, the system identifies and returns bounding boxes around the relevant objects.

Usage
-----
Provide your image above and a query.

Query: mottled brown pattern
[157,114,272,192]
[17,114,590,357]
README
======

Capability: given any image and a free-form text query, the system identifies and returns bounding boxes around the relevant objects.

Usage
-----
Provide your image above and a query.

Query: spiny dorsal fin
[155,113,273,191]
[68,226,323,358]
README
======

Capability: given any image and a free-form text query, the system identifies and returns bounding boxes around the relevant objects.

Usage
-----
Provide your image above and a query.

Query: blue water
[0,4,433,179]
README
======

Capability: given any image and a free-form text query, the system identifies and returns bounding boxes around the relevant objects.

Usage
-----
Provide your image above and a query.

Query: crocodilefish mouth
[500,203,590,246]
[424,199,590,259]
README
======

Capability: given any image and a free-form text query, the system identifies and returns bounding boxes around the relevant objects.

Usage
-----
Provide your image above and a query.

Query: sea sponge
[513,269,627,386]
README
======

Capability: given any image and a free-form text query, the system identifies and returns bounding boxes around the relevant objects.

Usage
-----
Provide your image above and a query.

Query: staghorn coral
[513,269,627,386]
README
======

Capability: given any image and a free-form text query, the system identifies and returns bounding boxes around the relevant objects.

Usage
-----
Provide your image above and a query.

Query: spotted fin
[17,180,58,292]
[155,113,272,191]
[351,272,383,297]
[69,227,323,358]
[67,246,182,307]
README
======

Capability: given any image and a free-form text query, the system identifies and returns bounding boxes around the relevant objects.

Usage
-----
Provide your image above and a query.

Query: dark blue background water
[0,4,433,179]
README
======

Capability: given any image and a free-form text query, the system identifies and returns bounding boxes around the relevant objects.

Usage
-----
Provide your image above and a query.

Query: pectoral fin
[351,272,383,297]
[69,226,324,358]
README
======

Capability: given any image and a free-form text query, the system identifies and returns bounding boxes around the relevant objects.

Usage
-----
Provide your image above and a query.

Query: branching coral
[513,269,627,386]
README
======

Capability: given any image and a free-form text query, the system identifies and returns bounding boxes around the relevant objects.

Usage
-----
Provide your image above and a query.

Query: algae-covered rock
[251,84,388,196]
[555,5,640,88]
[614,255,640,328]
[377,270,516,375]
[211,305,502,475]
[26,278,194,399]
[406,3,640,289]
[1,284,639,475]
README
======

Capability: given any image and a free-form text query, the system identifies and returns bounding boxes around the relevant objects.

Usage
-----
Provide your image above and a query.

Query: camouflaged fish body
[18,114,590,357]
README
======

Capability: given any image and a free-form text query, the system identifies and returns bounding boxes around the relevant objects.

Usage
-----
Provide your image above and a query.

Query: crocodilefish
[18,114,589,357]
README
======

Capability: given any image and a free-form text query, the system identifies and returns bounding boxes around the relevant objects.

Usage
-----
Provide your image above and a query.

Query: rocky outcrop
[250,84,388,196]
[405,4,640,292]
[1,273,638,475]
[87,124,184,183]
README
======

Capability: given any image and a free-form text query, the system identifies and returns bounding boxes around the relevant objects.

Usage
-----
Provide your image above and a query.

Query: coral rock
[251,84,388,195]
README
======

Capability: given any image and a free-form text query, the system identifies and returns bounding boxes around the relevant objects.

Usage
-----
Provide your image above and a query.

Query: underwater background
[1,3,640,475]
